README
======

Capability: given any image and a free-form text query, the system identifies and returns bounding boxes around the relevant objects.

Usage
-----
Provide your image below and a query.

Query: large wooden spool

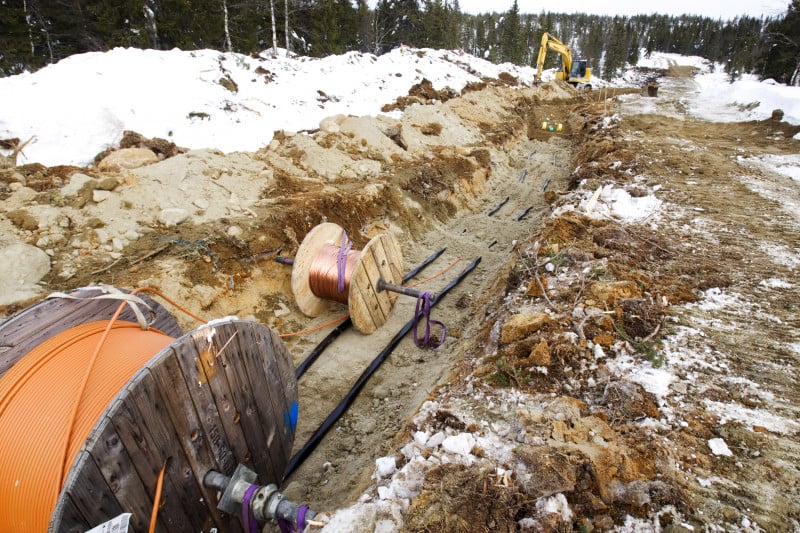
[291,222,404,334]
[0,287,298,533]
[0,286,182,379]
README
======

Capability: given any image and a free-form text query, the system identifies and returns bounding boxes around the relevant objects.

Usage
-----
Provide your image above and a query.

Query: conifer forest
[1,0,798,84]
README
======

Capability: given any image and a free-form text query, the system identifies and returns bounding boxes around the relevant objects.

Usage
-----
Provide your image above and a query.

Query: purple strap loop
[337,230,352,293]
[278,504,310,533]
[242,484,259,533]
[413,292,446,349]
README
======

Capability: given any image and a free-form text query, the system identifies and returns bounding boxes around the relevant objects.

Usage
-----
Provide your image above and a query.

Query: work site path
[613,72,800,528]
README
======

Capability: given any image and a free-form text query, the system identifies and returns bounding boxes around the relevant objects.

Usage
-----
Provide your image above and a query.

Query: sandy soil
[1,67,799,532]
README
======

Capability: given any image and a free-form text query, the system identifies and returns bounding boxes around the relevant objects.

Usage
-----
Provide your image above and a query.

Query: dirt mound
[382,78,461,112]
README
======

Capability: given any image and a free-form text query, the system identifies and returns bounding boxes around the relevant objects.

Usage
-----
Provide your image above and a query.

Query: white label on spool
[85,513,131,533]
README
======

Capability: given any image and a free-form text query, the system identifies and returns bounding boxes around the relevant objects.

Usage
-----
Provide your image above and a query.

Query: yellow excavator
[534,32,591,89]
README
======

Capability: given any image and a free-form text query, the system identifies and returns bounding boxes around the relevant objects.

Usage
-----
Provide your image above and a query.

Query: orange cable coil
[0,320,174,532]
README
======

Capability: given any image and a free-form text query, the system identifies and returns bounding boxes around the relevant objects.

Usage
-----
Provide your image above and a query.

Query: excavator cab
[570,60,588,80]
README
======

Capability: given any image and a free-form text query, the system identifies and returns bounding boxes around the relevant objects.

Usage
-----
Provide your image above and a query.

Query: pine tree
[499,0,522,63]
[760,1,799,85]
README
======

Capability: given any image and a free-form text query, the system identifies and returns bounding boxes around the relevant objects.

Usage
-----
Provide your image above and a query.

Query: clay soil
[2,69,799,532]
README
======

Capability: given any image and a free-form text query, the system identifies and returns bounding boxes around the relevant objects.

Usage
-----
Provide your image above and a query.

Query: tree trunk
[223,0,233,52]
[284,0,290,56]
[270,0,278,55]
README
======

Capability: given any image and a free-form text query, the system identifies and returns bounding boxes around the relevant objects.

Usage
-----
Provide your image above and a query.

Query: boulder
[0,242,51,306]
[97,147,159,172]
[500,312,552,344]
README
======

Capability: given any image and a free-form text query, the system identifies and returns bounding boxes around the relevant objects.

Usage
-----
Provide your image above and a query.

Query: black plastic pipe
[516,206,534,221]
[284,257,482,479]
[487,196,509,217]
[294,247,447,380]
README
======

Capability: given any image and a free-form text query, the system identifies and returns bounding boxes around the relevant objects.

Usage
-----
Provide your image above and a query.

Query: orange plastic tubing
[0,320,174,532]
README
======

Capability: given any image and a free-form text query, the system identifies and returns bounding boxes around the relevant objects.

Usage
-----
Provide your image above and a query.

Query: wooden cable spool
[0,286,298,533]
[291,222,404,334]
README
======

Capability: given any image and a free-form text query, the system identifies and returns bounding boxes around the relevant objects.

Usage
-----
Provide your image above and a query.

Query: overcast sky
[369,0,789,20]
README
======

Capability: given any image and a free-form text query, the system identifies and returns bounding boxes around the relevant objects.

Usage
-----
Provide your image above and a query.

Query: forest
[1,0,798,84]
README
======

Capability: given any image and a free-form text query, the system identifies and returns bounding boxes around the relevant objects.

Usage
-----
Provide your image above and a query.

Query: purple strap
[337,230,352,293]
[413,292,446,349]
[278,504,309,533]
[242,484,259,533]
[297,505,309,529]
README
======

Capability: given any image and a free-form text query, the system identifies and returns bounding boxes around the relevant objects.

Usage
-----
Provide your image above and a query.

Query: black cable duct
[284,257,482,479]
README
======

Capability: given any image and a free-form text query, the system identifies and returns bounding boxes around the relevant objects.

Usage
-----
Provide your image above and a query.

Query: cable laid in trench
[284,257,482,479]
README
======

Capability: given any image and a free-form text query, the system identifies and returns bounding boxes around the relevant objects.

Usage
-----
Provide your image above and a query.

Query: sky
[1,47,799,168]
[369,0,790,19]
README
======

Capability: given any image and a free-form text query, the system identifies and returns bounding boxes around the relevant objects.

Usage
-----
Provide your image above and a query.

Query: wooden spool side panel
[0,288,182,378]
[349,234,403,334]
[148,355,232,530]
[82,417,162,533]
[55,451,124,530]
[218,323,284,484]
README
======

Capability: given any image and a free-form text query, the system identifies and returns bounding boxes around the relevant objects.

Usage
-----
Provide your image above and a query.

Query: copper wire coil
[308,244,361,303]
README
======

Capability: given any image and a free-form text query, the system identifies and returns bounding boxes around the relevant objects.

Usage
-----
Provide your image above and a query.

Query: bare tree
[269,0,278,55]
[223,0,233,52]
[284,0,290,56]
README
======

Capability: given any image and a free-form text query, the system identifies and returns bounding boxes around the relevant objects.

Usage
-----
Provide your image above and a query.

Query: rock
[93,190,111,203]
[97,147,159,172]
[500,312,552,344]
[319,115,344,133]
[0,242,51,306]
[589,281,642,306]
[61,173,96,197]
[525,276,548,297]
[528,339,551,366]
[771,108,784,121]
[96,176,120,191]
[156,207,190,227]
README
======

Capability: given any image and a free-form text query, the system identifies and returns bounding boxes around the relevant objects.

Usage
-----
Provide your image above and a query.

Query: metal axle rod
[375,278,425,298]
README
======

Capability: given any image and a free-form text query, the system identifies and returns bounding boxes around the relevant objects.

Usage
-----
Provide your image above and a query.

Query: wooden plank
[82,417,162,533]
[168,339,239,477]
[108,384,196,532]
[126,370,207,533]
[186,323,251,463]
[268,327,299,449]
[148,355,233,531]
[59,451,124,529]
[49,492,90,533]
[217,322,283,483]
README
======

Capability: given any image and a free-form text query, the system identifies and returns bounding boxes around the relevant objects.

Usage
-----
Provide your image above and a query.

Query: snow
[708,437,734,456]
[0,47,536,167]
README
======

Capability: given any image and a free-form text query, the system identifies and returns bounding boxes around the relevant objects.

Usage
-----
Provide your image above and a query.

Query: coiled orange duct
[0,320,174,532]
